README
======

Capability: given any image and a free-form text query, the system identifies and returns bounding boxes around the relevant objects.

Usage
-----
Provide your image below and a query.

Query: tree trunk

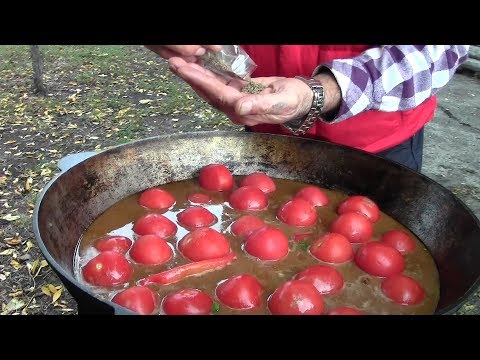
[30,45,46,95]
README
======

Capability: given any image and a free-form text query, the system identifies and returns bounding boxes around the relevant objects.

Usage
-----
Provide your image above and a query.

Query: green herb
[242,80,267,94]
[298,242,309,251]
[212,302,220,314]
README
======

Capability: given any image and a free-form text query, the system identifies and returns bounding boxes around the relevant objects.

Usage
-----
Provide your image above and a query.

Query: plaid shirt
[313,45,470,122]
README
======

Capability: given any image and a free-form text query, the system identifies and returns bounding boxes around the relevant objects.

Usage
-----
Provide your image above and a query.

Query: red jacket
[241,45,437,153]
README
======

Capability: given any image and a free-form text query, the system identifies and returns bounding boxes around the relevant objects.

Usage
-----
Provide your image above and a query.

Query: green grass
[0,45,231,143]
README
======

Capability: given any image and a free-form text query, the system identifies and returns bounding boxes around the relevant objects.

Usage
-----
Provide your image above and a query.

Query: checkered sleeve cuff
[313,45,470,123]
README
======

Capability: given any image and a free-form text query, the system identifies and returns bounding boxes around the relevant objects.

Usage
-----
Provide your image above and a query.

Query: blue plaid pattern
[313,45,470,122]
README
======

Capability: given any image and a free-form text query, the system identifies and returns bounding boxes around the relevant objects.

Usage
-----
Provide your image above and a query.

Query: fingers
[155,47,198,62]
[174,65,242,104]
[168,58,244,111]
[160,45,222,57]
[203,45,223,52]
[145,45,222,61]
[164,45,209,56]
[169,57,232,84]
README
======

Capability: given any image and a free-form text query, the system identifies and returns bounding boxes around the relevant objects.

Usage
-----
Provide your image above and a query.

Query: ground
[0,45,479,315]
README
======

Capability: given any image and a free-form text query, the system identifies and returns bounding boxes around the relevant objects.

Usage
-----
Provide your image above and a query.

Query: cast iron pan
[33,131,480,314]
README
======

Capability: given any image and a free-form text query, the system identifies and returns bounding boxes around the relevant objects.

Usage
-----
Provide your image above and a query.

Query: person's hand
[168,57,314,127]
[145,45,223,63]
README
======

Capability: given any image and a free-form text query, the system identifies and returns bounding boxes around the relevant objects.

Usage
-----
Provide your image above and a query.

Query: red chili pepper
[293,233,313,242]
[139,253,237,286]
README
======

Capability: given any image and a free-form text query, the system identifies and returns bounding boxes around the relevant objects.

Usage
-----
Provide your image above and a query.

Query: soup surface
[75,174,440,315]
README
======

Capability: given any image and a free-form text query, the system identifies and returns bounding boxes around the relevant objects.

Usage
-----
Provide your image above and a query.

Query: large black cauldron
[33,131,480,314]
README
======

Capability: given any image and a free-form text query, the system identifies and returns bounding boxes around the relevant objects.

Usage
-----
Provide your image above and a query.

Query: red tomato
[216,274,263,310]
[294,265,344,295]
[138,188,175,210]
[244,226,289,261]
[112,286,159,315]
[133,213,177,238]
[228,186,268,211]
[239,172,276,194]
[94,235,132,254]
[231,215,265,237]
[355,242,405,277]
[310,233,354,264]
[188,193,211,204]
[129,235,173,265]
[327,306,364,315]
[381,274,425,305]
[162,289,213,315]
[199,164,233,192]
[177,206,217,228]
[268,280,325,315]
[329,212,373,243]
[295,186,329,207]
[82,251,133,287]
[178,228,231,261]
[381,230,416,254]
[277,198,317,227]
[337,195,380,222]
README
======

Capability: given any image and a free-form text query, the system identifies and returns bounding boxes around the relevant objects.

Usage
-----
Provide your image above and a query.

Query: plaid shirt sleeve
[312,45,470,123]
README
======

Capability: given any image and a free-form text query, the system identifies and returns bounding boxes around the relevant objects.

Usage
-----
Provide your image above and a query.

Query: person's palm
[168,57,313,127]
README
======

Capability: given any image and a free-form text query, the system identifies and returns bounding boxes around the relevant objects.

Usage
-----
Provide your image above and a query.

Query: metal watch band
[282,76,325,135]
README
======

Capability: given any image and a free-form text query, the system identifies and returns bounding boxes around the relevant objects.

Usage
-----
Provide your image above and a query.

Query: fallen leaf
[30,259,39,274]
[48,284,57,294]
[9,290,23,297]
[1,214,20,221]
[25,177,33,192]
[23,240,34,252]
[0,176,6,187]
[116,108,129,117]
[10,259,22,270]
[41,286,51,297]
[3,298,25,314]
[0,249,15,256]
[40,168,52,176]
[52,288,62,303]
[5,235,21,246]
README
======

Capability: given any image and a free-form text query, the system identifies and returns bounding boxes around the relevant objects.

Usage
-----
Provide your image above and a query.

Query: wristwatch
[282,76,325,135]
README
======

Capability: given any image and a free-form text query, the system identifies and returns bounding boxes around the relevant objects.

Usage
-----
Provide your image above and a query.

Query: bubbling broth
[75,176,440,315]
